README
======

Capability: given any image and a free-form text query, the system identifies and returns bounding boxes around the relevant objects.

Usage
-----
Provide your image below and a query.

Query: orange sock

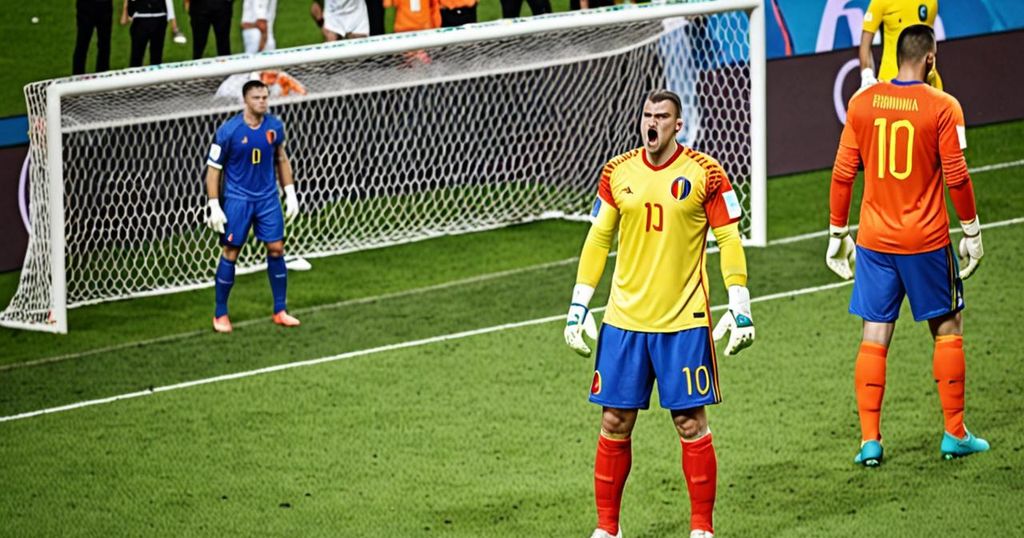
[595,434,631,535]
[681,433,717,534]
[933,335,966,438]
[855,342,888,442]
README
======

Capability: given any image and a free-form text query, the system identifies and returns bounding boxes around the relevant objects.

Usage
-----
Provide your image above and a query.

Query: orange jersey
[384,0,440,32]
[831,81,971,254]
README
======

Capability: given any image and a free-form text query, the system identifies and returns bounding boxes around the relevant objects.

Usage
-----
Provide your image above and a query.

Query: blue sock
[214,257,236,318]
[267,255,288,314]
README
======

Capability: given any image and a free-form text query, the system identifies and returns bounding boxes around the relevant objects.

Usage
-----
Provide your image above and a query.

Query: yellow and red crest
[590,371,602,395]
[266,129,277,144]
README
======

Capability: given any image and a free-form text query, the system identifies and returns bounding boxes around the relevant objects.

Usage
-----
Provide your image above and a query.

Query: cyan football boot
[941,429,990,460]
[854,440,883,466]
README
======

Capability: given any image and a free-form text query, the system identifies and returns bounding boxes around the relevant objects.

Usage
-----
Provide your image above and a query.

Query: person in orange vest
[385,0,440,33]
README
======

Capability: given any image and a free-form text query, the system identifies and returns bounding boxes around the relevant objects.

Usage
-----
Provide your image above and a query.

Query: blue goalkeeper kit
[207,113,286,247]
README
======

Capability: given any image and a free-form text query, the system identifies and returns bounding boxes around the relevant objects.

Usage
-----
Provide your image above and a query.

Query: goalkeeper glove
[825,224,856,280]
[860,68,878,90]
[206,198,227,234]
[958,217,984,280]
[284,184,299,223]
[712,285,755,356]
[564,284,598,357]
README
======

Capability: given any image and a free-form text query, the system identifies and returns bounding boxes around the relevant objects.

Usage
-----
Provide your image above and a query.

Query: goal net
[3,0,765,332]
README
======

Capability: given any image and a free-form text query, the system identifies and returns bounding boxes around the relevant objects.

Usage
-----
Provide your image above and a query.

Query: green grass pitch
[1,118,1022,536]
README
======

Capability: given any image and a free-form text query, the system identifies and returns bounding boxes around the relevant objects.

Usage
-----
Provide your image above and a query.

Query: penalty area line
[0,278,858,424]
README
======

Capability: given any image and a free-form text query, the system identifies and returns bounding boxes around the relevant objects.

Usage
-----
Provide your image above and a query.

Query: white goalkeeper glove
[826,224,857,280]
[860,68,878,90]
[958,217,984,280]
[284,184,299,223]
[206,198,227,234]
[712,285,755,356]
[564,284,598,357]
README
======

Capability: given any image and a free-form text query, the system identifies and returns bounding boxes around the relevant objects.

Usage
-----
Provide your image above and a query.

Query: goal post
[3,0,766,333]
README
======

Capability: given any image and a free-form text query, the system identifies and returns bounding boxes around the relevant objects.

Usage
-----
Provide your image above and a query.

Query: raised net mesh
[3,5,753,330]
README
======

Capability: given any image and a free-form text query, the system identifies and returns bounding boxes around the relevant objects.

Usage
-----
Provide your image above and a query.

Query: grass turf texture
[1,0,575,118]
[0,121,1022,535]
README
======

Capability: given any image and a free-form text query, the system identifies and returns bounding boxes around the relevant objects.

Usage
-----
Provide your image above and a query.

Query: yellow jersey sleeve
[862,0,886,34]
[576,198,619,288]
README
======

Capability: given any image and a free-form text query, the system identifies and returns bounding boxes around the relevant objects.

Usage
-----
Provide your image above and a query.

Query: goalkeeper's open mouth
[646,128,658,146]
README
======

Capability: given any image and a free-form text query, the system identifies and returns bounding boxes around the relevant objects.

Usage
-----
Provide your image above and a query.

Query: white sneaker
[590,528,622,538]
[690,530,714,538]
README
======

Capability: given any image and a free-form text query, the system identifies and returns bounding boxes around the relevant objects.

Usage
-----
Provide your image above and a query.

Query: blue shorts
[221,196,284,247]
[589,324,720,411]
[850,244,964,323]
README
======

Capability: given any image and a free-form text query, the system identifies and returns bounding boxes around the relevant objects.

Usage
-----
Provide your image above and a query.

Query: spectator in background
[186,0,233,58]
[439,0,476,27]
[168,0,188,46]
[366,0,385,36]
[73,0,113,75]
[122,0,168,67]
[241,0,278,53]
[385,0,440,33]
[310,0,325,30]
[320,0,369,40]
[501,0,550,19]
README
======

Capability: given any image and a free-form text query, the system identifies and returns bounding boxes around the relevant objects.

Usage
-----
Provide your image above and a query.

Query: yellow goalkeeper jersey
[863,0,940,86]
[594,145,742,333]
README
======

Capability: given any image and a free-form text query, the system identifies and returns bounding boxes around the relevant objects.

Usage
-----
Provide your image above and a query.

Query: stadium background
[1,1,1023,536]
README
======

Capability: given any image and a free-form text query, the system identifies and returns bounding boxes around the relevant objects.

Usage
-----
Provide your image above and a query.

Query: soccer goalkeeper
[828,25,987,466]
[204,80,301,333]
[563,90,754,538]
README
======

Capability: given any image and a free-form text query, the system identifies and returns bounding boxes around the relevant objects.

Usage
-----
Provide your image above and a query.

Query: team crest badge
[591,371,602,395]
[266,129,277,144]
[227,233,234,242]
[918,4,928,21]
[241,136,248,145]
[670,176,692,200]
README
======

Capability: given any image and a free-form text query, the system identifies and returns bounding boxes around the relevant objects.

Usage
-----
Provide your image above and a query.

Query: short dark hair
[896,24,936,67]
[242,80,268,98]
[646,89,682,118]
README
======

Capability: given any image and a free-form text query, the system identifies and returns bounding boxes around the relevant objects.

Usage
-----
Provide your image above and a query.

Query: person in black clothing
[500,0,550,19]
[365,0,384,36]
[122,0,168,67]
[73,0,114,75]
[570,0,614,10]
[185,0,233,59]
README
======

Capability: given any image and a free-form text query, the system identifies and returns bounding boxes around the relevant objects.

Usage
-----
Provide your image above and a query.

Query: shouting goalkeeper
[562,89,754,538]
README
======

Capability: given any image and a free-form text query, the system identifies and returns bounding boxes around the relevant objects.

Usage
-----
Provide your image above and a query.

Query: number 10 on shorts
[681,366,712,396]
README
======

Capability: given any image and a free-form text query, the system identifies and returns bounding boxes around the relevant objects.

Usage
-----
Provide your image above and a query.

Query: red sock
[933,335,966,438]
[681,433,717,534]
[594,434,631,535]
[855,342,888,442]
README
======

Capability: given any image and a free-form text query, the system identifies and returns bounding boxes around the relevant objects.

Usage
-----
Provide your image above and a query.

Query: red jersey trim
[641,143,684,171]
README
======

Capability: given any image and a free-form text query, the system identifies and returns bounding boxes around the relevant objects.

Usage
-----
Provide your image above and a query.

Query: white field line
[2,215,1021,422]
[3,215,1021,374]
[0,277,864,423]
[0,258,582,372]
[3,158,1021,372]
